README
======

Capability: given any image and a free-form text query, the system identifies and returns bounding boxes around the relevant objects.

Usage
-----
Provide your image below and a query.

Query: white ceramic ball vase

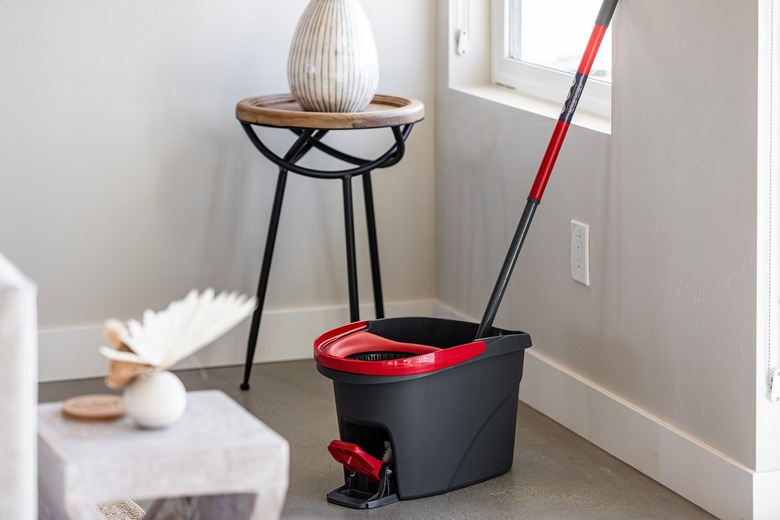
[287,0,379,113]
[123,371,187,429]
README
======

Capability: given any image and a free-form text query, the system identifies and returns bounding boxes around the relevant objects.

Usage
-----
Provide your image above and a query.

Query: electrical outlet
[570,220,590,286]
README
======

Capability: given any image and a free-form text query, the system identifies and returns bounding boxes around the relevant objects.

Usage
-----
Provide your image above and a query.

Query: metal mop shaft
[475,0,620,339]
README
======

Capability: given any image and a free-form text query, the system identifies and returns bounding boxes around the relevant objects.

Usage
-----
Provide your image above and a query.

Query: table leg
[342,176,360,322]
[362,173,384,319]
[241,128,326,390]
[241,170,288,391]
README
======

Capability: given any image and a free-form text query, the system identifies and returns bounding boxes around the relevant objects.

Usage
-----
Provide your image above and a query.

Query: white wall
[0,0,436,377]
[437,0,778,518]
[611,0,757,465]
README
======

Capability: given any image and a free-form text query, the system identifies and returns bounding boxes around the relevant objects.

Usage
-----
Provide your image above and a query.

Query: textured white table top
[38,390,289,520]
[39,390,283,459]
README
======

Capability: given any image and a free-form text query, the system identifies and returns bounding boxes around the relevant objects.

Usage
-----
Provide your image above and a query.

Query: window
[491,0,612,118]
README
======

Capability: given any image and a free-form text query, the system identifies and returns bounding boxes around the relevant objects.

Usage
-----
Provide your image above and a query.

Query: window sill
[449,83,612,135]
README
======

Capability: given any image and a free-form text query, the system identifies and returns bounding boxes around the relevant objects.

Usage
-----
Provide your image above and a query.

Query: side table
[236,93,425,389]
[38,390,289,520]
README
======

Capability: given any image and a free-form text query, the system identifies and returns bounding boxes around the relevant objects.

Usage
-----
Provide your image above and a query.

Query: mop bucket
[314,317,532,508]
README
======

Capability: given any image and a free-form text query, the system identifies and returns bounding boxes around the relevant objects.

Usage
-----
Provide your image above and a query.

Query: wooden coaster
[62,394,125,421]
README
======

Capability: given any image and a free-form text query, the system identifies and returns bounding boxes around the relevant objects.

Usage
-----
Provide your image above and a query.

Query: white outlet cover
[570,220,590,286]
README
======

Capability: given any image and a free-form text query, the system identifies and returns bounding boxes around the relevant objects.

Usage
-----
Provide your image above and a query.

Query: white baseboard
[38,299,437,383]
[517,347,780,520]
[754,468,780,519]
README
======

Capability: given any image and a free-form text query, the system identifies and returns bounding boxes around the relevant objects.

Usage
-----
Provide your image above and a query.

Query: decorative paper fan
[100,289,256,375]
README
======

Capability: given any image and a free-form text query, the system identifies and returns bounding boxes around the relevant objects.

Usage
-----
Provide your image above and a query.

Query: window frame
[490,0,612,119]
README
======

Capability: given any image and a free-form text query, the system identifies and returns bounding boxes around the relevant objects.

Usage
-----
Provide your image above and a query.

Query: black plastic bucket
[314,317,532,506]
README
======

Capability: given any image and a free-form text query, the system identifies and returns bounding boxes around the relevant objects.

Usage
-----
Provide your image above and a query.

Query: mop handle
[528,0,618,201]
[475,0,619,340]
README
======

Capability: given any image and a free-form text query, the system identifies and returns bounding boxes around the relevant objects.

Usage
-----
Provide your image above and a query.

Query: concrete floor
[39,360,717,520]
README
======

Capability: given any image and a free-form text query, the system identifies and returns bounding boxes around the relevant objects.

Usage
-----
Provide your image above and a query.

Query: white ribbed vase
[287,0,379,113]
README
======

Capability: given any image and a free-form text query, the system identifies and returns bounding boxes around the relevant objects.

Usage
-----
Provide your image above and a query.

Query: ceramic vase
[123,371,187,429]
[287,0,379,113]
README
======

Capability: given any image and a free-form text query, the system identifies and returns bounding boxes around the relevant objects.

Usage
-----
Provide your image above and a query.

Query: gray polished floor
[39,361,716,520]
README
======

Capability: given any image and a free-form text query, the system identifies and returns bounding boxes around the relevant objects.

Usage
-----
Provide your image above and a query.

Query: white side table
[38,390,289,520]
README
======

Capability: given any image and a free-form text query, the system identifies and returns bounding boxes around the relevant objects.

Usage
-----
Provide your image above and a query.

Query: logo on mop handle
[559,72,588,124]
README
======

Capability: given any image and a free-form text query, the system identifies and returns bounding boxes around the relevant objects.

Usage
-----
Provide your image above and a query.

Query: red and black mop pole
[475,0,619,339]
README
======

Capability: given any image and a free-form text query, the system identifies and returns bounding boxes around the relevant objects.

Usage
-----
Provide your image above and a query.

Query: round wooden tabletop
[236,93,425,130]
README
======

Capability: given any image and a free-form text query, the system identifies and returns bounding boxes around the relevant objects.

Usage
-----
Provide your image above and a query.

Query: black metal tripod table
[236,93,425,390]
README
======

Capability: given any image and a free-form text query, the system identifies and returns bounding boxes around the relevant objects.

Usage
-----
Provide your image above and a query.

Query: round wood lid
[62,394,125,421]
[236,93,425,129]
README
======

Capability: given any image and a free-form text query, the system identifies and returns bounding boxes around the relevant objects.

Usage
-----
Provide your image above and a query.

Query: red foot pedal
[327,440,383,483]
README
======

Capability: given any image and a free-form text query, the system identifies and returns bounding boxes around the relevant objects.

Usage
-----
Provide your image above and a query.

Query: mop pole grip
[528,20,610,201]
[528,0,618,202]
